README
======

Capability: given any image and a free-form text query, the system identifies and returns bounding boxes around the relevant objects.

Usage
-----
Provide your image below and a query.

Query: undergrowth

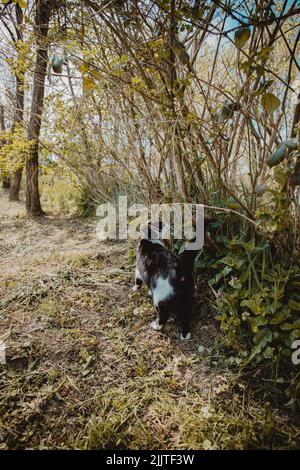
[0,195,299,449]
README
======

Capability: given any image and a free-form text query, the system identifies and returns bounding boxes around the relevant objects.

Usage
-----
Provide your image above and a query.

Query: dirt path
[0,193,298,449]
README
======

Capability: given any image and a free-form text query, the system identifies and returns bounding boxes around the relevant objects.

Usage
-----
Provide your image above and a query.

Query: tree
[0,104,10,190]
[26,0,53,217]
[5,4,26,201]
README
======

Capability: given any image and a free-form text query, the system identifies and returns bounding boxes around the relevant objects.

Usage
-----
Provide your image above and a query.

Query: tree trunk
[26,0,52,217]
[9,5,25,201]
[0,104,10,190]
[167,0,188,199]
[291,92,300,139]
[290,92,300,185]
[2,177,10,190]
[9,77,25,201]
[9,168,22,198]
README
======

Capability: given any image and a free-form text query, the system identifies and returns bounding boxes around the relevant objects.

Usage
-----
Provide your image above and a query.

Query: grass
[0,193,299,449]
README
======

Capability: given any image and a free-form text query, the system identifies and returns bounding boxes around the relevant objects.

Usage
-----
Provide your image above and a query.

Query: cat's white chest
[152,276,174,306]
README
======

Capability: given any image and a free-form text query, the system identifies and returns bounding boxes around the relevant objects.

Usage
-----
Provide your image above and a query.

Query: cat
[132,221,200,340]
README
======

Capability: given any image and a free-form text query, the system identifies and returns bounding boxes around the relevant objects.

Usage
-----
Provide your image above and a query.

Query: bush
[75,186,97,218]
[196,226,300,366]
[40,175,81,215]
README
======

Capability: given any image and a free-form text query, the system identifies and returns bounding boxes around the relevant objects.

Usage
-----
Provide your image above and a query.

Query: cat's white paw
[132,285,140,292]
[180,332,191,340]
[150,319,163,331]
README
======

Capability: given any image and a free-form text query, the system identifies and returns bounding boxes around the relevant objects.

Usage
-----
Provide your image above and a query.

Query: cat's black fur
[133,223,200,339]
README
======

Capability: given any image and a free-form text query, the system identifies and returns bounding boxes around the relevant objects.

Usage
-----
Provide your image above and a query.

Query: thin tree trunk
[9,78,25,201]
[167,0,187,199]
[9,5,25,201]
[26,0,53,217]
[9,167,22,198]
[2,177,10,190]
[289,92,300,186]
[0,104,10,190]
[291,92,300,139]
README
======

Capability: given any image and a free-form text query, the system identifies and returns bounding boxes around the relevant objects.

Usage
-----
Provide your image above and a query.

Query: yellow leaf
[118,54,129,64]
[234,27,251,48]
[186,112,197,123]
[82,76,95,94]
[79,63,90,73]
[90,69,102,80]
[18,0,27,8]
[261,93,280,114]
[131,76,142,85]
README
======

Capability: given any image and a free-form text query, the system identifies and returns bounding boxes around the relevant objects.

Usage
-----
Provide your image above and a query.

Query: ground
[0,192,299,450]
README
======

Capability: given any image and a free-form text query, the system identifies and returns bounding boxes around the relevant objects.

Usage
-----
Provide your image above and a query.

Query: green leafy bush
[196,232,300,366]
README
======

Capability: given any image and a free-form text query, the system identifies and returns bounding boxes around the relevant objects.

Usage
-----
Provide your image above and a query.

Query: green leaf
[210,265,232,285]
[240,298,263,315]
[240,60,251,74]
[288,299,300,311]
[292,319,300,329]
[280,322,293,331]
[290,329,300,340]
[263,347,274,359]
[270,310,291,325]
[265,219,278,233]
[234,27,251,48]
[257,46,273,60]
[261,93,280,114]
[249,316,268,330]
[254,65,264,77]
[267,138,298,167]
[267,143,287,167]
[219,256,244,269]
[248,328,272,362]
[226,196,240,209]
[228,277,242,289]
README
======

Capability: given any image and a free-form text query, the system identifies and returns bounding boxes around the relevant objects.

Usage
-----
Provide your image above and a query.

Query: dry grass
[0,193,299,450]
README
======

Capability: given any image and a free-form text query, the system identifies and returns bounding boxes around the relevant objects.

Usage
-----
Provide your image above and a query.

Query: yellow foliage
[83,76,95,94]
[0,126,33,178]
[5,39,31,81]
[2,0,27,8]
[40,174,81,215]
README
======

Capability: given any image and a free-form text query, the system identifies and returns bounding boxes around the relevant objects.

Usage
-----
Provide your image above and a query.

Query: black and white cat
[132,222,199,340]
